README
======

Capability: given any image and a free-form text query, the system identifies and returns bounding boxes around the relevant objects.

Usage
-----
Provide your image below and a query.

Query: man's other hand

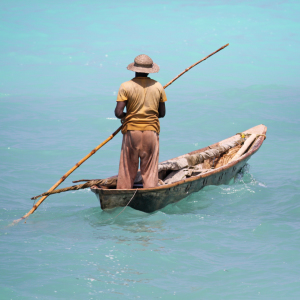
[115,101,127,119]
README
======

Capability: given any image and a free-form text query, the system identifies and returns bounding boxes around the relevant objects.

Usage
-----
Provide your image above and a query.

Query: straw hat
[127,54,160,73]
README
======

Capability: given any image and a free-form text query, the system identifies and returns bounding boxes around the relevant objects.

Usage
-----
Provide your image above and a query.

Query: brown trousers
[117,131,159,189]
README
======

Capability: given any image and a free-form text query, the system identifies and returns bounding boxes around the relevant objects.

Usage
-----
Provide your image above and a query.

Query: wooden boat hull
[91,124,267,213]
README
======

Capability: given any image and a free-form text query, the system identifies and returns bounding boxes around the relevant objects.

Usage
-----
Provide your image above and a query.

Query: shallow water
[1,1,300,299]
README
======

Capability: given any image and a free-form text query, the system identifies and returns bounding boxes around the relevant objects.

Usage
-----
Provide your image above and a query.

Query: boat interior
[90,125,266,190]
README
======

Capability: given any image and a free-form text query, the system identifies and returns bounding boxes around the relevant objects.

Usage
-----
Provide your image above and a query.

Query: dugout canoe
[91,124,267,213]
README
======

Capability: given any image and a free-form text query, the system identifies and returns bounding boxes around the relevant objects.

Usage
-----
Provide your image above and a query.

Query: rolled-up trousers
[117,130,159,189]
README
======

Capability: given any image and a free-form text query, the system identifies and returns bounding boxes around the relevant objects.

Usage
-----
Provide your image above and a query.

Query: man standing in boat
[114,54,167,189]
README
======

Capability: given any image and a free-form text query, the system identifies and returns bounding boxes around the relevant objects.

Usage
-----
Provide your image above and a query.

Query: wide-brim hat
[127,54,160,73]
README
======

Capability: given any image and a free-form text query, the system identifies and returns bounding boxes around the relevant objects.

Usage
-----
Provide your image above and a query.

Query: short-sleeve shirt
[116,77,167,134]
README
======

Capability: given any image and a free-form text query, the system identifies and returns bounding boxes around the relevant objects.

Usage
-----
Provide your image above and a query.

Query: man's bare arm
[115,101,127,119]
[158,102,166,118]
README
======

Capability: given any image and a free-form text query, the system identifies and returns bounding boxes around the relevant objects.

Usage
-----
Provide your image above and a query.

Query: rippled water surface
[1,1,300,299]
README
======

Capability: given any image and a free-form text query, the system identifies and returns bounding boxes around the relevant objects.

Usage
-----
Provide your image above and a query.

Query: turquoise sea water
[1,0,300,299]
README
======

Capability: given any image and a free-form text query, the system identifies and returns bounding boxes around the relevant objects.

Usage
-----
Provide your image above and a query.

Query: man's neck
[135,72,149,78]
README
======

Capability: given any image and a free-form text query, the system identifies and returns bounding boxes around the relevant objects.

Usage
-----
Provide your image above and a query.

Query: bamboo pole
[31,178,118,200]
[13,127,122,224]
[163,43,229,89]
[14,43,229,225]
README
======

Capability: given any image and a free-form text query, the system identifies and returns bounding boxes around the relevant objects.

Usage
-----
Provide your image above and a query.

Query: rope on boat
[256,134,266,139]
[236,132,266,140]
[99,189,138,223]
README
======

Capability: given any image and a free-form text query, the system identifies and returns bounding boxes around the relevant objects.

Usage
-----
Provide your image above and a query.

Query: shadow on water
[83,206,173,246]
[83,190,216,228]
[85,206,150,226]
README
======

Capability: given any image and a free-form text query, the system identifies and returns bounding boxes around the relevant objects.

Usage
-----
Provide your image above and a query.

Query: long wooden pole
[13,127,122,224]
[14,43,229,224]
[163,43,229,89]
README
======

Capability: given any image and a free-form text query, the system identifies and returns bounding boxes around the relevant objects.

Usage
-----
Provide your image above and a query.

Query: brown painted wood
[91,124,267,213]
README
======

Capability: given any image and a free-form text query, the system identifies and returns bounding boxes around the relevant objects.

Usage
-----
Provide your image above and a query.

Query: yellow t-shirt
[116,77,167,134]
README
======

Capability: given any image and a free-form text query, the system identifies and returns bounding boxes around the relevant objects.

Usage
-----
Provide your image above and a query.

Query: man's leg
[139,131,159,188]
[117,131,140,189]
